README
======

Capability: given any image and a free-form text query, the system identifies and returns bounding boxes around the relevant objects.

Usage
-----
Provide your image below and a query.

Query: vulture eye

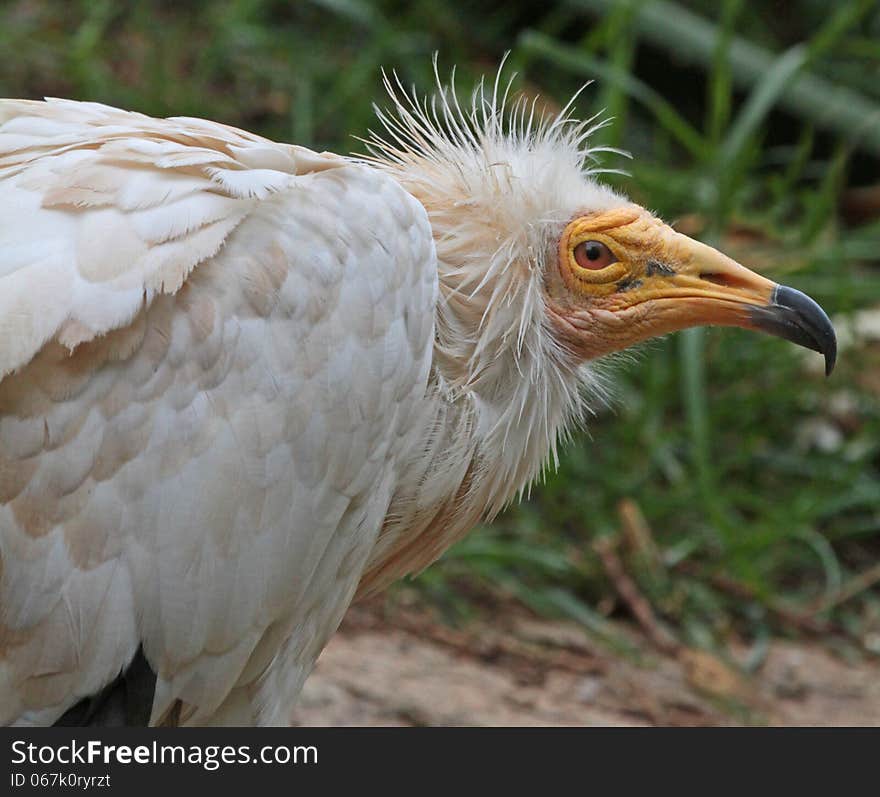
[573,240,617,270]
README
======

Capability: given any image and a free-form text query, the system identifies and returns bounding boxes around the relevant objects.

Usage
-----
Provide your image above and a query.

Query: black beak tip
[824,340,837,378]
[750,285,837,377]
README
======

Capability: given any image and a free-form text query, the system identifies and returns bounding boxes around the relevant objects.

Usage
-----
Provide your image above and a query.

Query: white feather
[0,65,634,725]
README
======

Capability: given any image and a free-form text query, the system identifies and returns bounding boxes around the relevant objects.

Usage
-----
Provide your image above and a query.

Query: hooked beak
[580,227,837,375]
[747,285,836,375]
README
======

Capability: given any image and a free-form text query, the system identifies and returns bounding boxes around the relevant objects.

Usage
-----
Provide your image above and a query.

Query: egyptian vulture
[0,68,835,726]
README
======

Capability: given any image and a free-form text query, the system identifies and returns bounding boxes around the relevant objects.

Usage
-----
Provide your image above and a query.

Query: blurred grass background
[2,0,879,668]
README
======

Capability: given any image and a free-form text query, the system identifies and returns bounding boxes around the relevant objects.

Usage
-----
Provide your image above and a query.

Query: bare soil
[291,597,880,727]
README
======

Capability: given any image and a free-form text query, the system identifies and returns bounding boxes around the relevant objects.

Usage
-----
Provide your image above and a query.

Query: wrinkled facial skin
[547,207,837,374]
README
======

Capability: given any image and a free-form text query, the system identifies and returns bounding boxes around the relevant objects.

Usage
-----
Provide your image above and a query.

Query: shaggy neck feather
[355,67,618,593]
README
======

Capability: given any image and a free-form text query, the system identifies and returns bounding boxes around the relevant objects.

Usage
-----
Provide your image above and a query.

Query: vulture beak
[649,233,838,376]
[575,225,838,376]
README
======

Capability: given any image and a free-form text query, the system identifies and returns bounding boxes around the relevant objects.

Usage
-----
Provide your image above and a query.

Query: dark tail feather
[54,646,156,727]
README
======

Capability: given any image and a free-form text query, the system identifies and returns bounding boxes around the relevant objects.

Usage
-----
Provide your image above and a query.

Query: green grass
[2,0,878,660]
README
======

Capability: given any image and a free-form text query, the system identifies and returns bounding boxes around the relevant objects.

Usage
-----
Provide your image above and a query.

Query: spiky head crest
[363,58,628,403]
[357,60,639,593]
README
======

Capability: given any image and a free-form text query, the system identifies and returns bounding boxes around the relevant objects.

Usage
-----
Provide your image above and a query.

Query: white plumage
[0,69,836,726]
[0,96,438,725]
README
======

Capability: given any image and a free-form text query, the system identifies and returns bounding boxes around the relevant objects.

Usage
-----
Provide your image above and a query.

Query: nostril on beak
[699,271,750,290]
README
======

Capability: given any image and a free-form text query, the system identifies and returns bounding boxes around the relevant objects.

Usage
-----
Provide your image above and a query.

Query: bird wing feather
[0,98,345,380]
[0,100,437,725]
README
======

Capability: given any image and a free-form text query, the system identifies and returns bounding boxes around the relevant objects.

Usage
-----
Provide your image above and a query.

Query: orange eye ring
[573,240,618,270]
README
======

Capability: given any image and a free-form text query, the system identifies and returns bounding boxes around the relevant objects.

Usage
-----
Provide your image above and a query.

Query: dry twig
[593,535,681,655]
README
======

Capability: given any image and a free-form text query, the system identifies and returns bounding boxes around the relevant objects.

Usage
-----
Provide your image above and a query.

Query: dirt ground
[291,597,880,727]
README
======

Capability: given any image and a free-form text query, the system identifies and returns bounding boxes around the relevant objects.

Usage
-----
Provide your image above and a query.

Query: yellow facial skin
[549,206,836,372]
